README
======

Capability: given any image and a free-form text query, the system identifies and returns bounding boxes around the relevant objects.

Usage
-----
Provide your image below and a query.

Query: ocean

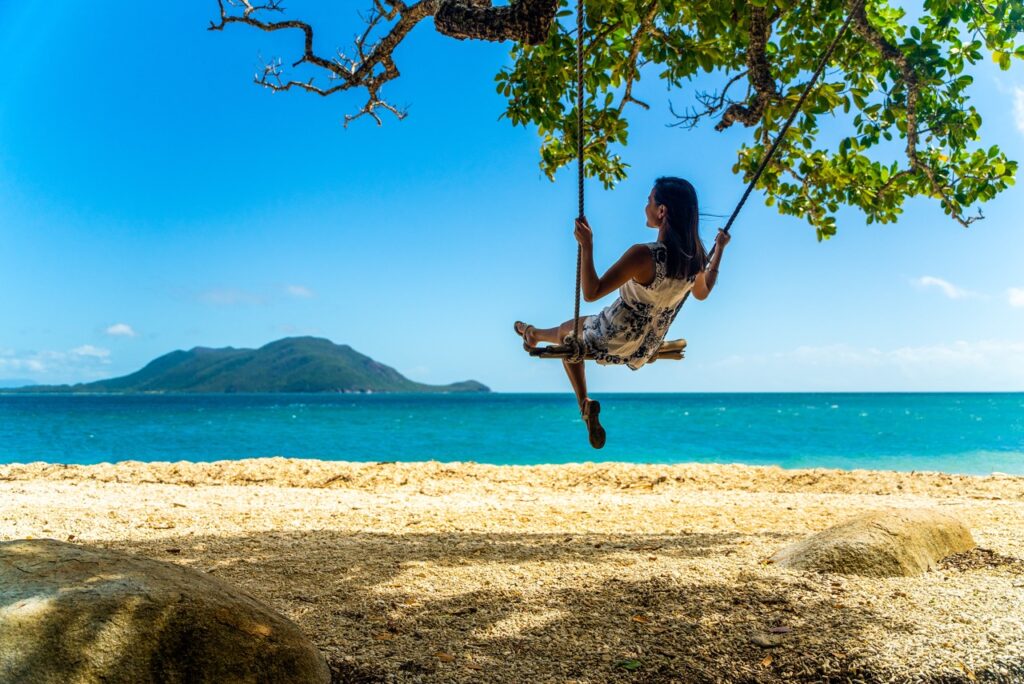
[1,393,1022,475]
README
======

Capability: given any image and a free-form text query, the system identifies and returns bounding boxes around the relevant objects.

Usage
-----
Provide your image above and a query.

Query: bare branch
[667,70,749,130]
[210,0,558,126]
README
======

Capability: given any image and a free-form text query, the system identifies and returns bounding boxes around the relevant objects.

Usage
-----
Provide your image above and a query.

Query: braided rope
[562,333,587,364]
[572,0,585,344]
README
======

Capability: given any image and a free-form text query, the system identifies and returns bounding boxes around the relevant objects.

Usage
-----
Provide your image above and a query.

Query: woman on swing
[515,176,731,449]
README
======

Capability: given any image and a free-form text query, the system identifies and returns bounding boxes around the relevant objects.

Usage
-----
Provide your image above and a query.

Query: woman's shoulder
[628,241,666,258]
[627,242,665,288]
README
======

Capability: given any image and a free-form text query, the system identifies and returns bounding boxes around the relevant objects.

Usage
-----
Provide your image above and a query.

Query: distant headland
[11,337,489,394]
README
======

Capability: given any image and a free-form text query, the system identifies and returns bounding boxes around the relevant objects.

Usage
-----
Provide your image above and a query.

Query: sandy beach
[2,458,1023,683]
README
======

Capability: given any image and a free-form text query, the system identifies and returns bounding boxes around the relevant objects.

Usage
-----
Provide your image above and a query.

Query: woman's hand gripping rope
[574,216,593,250]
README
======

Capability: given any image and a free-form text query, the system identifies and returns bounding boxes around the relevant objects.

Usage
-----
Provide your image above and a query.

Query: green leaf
[615,659,643,672]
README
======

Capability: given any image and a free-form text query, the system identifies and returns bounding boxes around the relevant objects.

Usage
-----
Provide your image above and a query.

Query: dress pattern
[581,242,695,371]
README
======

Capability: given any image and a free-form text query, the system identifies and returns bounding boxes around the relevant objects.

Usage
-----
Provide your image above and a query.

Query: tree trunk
[434,0,559,45]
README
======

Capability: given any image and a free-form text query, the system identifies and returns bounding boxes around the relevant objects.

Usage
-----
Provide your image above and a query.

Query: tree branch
[667,70,749,130]
[435,0,559,44]
[210,0,559,126]
[615,2,659,116]
[715,7,781,132]
[845,0,979,226]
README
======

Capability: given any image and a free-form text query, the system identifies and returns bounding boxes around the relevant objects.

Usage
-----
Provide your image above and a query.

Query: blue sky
[1,2,1022,392]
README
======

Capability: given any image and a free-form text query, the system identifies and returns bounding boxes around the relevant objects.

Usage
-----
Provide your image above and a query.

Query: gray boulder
[767,507,976,577]
[0,539,330,684]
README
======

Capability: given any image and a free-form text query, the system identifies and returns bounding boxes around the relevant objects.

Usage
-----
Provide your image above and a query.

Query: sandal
[514,321,537,350]
[581,398,606,449]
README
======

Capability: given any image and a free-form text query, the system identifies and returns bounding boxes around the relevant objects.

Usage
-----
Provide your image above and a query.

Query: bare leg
[516,316,604,447]
[565,356,605,449]
[519,316,589,347]
[518,316,590,410]
[562,358,588,413]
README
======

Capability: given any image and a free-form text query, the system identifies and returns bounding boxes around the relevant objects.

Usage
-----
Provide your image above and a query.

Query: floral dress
[582,241,695,371]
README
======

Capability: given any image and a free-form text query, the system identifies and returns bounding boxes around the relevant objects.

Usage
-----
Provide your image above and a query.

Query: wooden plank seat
[527,338,687,362]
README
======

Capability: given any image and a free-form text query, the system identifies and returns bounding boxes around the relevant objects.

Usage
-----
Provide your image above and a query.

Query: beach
[2,458,1023,683]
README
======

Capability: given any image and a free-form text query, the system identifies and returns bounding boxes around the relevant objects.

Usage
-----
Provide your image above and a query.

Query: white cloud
[199,288,264,306]
[285,284,315,299]
[792,344,885,367]
[1008,287,1024,308]
[707,340,1024,391]
[807,340,1024,369]
[0,356,45,373]
[71,345,111,359]
[0,346,114,383]
[1015,87,1024,135]
[913,276,975,300]
[105,323,137,337]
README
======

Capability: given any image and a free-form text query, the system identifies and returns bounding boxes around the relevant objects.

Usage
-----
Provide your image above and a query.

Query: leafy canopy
[496,0,1024,238]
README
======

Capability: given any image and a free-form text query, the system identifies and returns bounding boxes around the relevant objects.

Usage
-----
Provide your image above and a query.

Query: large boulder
[767,507,976,577]
[0,539,330,684]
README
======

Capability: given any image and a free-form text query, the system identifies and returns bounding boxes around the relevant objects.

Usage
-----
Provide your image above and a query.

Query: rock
[0,539,330,683]
[767,508,976,578]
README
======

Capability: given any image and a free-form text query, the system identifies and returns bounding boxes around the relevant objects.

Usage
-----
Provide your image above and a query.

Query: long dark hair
[653,176,708,280]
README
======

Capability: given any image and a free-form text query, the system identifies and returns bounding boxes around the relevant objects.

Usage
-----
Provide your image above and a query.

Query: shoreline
[3,455,1024,480]
[3,456,1023,499]
[3,458,1023,682]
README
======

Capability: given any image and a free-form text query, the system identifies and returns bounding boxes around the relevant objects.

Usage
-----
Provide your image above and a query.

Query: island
[12,337,489,394]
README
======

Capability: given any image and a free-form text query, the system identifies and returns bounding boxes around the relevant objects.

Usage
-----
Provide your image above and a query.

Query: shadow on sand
[7,528,937,683]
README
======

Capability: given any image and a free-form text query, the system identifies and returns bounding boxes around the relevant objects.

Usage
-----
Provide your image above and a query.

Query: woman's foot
[514,321,538,349]
[581,398,606,449]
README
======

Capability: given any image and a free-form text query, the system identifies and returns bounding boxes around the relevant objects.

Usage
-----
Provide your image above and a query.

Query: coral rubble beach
[2,458,1023,683]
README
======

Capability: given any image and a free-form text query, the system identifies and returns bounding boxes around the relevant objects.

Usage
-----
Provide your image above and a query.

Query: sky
[1,1,1023,393]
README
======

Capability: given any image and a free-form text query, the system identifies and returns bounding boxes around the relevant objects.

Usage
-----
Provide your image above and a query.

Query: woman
[515,176,730,448]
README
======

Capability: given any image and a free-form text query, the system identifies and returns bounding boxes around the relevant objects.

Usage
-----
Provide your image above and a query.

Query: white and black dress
[581,241,695,371]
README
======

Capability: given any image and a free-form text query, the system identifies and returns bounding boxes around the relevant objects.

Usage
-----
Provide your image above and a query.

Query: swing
[526,0,862,363]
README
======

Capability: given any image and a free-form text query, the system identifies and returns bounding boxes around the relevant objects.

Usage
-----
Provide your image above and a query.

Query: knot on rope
[562,333,587,364]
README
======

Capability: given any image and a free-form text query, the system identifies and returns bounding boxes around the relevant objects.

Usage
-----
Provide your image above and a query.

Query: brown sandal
[514,321,537,350]
[581,398,606,449]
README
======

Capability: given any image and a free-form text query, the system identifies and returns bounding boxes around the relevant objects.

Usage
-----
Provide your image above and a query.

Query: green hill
[18,337,489,394]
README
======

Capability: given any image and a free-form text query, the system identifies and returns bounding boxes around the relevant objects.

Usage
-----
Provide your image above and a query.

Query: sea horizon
[4,389,1024,394]
[3,392,1022,476]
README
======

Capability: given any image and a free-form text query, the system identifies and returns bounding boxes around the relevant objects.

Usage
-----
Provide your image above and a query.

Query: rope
[562,334,587,364]
[721,0,865,235]
[572,0,584,345]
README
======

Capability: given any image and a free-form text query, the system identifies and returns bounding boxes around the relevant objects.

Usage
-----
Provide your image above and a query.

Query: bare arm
[574,218,655,303]
[691,229,731,301]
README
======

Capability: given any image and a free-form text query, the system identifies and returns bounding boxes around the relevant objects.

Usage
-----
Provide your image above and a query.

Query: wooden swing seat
[527,338,686,362]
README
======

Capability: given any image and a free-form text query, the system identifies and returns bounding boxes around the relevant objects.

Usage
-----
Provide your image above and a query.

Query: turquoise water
[1,393,1023,475]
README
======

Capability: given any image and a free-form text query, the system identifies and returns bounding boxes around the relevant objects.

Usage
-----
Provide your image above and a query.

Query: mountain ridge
[12,337,489,394]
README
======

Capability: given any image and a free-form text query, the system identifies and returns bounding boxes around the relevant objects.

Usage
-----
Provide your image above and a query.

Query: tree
[210,0,1023,239]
